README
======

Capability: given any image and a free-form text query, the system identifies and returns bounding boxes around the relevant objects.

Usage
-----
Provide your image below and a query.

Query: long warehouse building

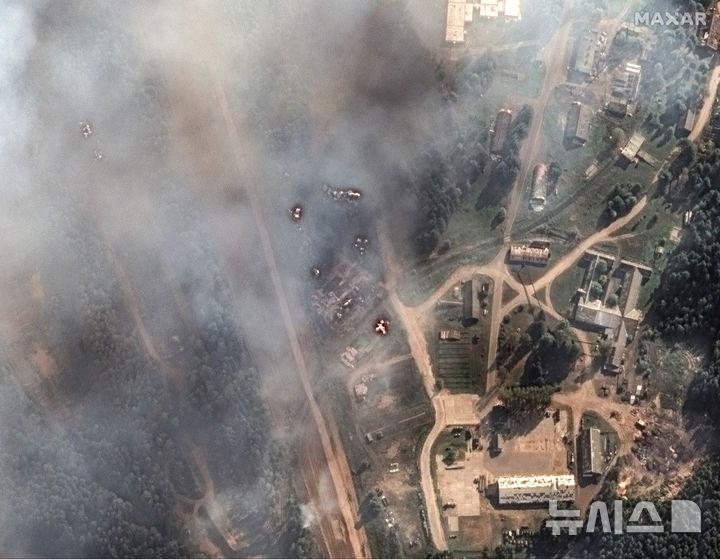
[498,474,576,504]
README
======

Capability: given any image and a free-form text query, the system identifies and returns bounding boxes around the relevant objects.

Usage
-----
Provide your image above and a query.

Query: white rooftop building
[498,474,576,504]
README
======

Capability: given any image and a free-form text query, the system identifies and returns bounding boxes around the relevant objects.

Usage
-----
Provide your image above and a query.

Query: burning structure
[290,204,303,222]
[324,184,362,202]
[80,121,93,138]
[309,259,382,332]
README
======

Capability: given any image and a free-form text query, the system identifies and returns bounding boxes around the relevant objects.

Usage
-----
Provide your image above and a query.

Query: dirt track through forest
[209,75,369,559]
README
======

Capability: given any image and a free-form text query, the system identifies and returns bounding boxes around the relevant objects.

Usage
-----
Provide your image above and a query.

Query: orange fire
[375,319,389,335]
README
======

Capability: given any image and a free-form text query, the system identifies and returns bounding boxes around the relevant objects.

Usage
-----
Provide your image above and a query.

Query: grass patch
[549,262,587,317]
[397,243,500,307]
[440,173,504,255]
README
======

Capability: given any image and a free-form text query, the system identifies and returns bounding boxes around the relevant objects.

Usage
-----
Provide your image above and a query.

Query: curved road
[379,190,648,550]
[690,64,720,142]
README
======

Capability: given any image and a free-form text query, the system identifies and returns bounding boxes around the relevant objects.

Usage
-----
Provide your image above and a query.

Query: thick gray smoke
[5,0,695,555]
[0,1,454,556]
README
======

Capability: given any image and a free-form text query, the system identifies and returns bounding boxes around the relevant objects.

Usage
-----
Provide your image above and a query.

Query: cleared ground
[434,409,572,519]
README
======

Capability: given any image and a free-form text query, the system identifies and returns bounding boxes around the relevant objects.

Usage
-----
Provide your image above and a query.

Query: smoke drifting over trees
[0,0,505,555]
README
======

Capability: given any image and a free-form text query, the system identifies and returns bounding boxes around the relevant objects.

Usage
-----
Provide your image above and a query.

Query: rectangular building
[606,99,629,118]
[508,242,551,265]
[571,31,599,77]
[463,279,480,325]
[446,1,467,43]
[498,475,576,504]
[439,329,462,341]
[574,299,623,331]
[478,0,500,18]
[705,1,720,50]
[530,164,548,212]
[565,102,592,146]
[491,109,512,155]
[580,428,603,477]
[604,320,627,374]
[677,109,696,137]
[619,131,645,160]
[504,0,521,19]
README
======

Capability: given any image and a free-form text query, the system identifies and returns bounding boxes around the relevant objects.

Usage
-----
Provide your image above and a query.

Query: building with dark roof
[580,427,602,478]
[606,99,629,118]
[604,320,627,373]
[463,279,480,325]
[677,109,696,137]
[491,109,512,155]
[575,301,623,331]
[571,31,600,78]
[565,102,592,146]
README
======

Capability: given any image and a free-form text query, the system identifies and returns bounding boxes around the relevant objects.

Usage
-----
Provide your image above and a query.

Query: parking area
[435,409,573,519]
[442,394,481,426]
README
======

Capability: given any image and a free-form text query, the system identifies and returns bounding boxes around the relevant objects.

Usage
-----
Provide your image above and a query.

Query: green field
[549,261,588,317]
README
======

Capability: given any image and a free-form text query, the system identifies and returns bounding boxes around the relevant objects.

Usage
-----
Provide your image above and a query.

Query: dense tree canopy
[523,319,581,385]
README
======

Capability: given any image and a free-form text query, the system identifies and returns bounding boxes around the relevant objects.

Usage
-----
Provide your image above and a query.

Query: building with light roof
[503,0,521,19]
[498,474,576,504]
[508,242,551,266]
[446,1,467,42]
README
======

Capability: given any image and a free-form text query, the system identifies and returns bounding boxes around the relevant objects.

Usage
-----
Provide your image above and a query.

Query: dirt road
[345,354,413,392]
[385,193,648,549]
[690,64,720,142]
[210,77,369,559]
[419,396,447,549]
[503,1,575,242]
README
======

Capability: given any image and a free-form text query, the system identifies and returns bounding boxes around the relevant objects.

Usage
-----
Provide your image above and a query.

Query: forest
[499,384,556,414]
[604,182,641,221]
[410,53,497,257]
[522,318,581,385]
[576,117,720,558]
[638,0,713,143]
[0,180,304,557]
